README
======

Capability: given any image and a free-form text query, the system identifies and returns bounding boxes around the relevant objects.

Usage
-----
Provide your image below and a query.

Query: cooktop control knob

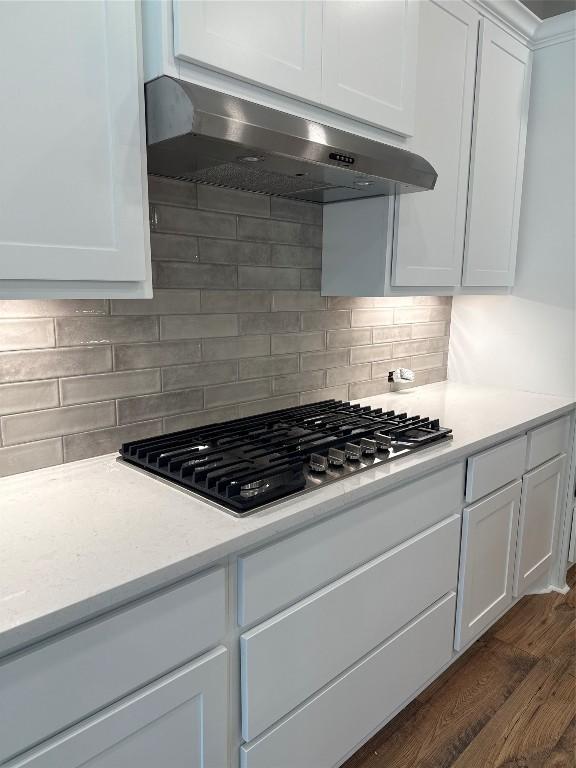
[345,442,362,461]
[328,447,345,467]
[360,438,377,455]
[309,453,328,473]
[374,431,392,451]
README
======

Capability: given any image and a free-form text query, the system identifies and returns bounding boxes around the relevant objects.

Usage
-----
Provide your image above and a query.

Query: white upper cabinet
[463,19,531,287]
[321,0,418,135]
[392,0,478,286]
[170,0,417,135]
[0,0,151,298]
[173,1,323,103]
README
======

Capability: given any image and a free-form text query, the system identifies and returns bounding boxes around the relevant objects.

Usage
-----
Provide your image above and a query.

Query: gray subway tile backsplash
[150,233,199,263]
[113,340,202,371]
[0,438,64,477]
[237,217,322,247]
[238,355,299,380]
[326,364,372,387]
[273,371,325,395]
[163,405,240,433]
[239,312,300,335]
[0,178,451,476]
[117,388,203,425]
[204,378,271,409]
[271,332,325,355]
[0,299,107,318]
[1,401,116,446]
[326,328,372,348]
[351,309,394,328]
[154,204,236,238]
[55,317,158,347]
[160,314,239,340]
[198,238,270,266]
[111,290,200,316]
[148,176,197,207]
[0,380,60,417]
[202,334,270,361]
[200,290,271,314]
[63,420,164,463]
[349,343,393,364]
[161,360,238,391]
[270,197,323,226]
[60,369,162,406]
[197,184,270,217]
[271,291,326,312]
[153,261,237,289]
[0,319,55,352]
[299,385,349,405]
[301,310,351,332]
[238,266,300,290]
[270,245,322,269]
[0,346,112,384]
[300,349,350,371]
[300,269,321,290]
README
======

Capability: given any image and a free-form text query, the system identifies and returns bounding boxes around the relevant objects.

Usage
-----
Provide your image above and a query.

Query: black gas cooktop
[119,400,452,515]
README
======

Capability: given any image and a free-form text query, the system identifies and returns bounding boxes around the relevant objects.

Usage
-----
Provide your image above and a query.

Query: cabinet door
[321,0,418,135]
[173,1,322,103]
[8,648,228,768]
[514,454,566,596]
[392,0,478,287]
[0,1,150,286]
[455,481,521,650]
[463,19,531,287]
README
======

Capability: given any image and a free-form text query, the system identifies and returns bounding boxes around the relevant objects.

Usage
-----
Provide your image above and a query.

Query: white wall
[449,14,575,398]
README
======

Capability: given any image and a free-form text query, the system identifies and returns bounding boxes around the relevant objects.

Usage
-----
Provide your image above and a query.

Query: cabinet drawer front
[241,515,460,741]
[7,647,228,768]
[527,416,570,470]
[241,593,456,768]
[466,435,527,502]
[455,481,521,650]
[238,463,464,626]
[0,568,226,764]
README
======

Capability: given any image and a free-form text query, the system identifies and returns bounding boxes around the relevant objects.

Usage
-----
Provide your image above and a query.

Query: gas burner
[119,400,452,515]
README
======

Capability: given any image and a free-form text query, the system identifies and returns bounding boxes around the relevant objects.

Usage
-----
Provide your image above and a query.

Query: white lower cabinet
[241,514,460,741]
[0,567,226,764]
[7,647,228,768]
[241,593,456,768]
[514,454,567,596]
[455,481,521,650]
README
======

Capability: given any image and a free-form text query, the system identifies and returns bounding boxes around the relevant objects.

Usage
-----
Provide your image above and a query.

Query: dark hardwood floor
[343,566,576,768]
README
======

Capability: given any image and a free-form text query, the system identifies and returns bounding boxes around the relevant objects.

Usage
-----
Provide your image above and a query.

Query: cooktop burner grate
[119,400,452,515]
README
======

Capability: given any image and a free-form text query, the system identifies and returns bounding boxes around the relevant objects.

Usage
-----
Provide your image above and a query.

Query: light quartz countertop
[0,381,573,658]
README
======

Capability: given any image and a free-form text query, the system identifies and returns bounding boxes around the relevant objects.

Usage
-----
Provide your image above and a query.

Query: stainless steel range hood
[145,76,437,205]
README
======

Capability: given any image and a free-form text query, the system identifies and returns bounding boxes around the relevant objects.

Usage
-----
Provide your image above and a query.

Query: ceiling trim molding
[473,0,541,41]
[532,9,576,48]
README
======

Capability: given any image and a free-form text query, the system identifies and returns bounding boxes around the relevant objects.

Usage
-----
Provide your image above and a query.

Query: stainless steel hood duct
[145,76,437,205]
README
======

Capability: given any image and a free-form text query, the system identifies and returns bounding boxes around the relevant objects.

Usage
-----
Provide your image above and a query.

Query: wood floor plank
[341,638,536,768]
[450,620,576,768]
[542,717,576,768]
[491,591,573,659]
